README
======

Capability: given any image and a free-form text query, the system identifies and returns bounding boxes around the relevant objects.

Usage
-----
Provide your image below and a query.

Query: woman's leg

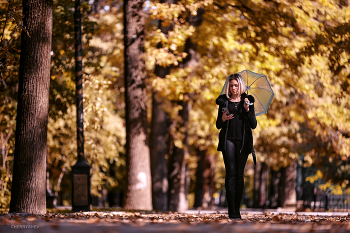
[233,140,249,219]
[222,140,237,218]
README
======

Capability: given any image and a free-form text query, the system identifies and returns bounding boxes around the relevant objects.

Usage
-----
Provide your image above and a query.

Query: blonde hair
[225,73,247,99]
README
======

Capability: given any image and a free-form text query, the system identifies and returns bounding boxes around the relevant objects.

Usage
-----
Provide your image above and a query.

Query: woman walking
[216,73,257,219]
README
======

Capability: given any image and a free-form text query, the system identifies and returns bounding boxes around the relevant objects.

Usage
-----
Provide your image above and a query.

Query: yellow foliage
[145,0,350,190]
[306,170,323,184]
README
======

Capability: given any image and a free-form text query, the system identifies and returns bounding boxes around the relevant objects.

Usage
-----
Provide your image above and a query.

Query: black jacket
[215,93,257,163]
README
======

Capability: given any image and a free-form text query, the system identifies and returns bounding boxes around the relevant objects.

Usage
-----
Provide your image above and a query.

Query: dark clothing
[223,139,249,218]
[216,93,257,155]
[215,93,257,219]
[227,101,243,140]
[223,140,248,185]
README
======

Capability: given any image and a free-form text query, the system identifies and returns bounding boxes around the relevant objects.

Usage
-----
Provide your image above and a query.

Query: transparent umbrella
[238,70,274,116]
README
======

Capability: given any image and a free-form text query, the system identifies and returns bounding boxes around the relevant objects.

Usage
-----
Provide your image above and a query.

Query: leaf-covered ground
[1,212,350,232]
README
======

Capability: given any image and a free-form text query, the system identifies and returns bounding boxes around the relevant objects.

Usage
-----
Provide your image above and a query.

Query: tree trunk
[9,0,52,214]
[194,150,215,209]
[168,100,190,212]
[167,8,204,213]
[280,163,297,208]
[150,90,168,211]
[92,0,102,14]
[259,162,269,208]
[123,0,152,210]
[194,149,205,209]
[149,0,175,211]
[253,162,261,208]
[253,162,269,208]
[269,168,281,208]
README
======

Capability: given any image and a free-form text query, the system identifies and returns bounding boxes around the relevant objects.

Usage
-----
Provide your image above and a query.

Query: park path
[1,210,350,233]
[2,221,350,233]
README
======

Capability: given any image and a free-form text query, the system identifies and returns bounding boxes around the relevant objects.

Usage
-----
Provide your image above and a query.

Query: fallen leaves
[0,212,350,232]
[0,212,349,224]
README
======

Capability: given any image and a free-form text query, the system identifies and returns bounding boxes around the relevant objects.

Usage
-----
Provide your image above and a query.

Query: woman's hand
[222,110,234,121]
[244,98,250,112]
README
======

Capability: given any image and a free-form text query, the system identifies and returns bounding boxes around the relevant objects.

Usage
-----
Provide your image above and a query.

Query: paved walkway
[1,209,349,233]
[2,221,350,233]
[185,208,350,216]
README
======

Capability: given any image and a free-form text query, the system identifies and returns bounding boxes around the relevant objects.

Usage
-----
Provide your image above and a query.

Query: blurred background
[1,0,350,213]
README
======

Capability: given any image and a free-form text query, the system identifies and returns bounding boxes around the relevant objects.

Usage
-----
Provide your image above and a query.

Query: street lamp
[71,0,91,212]
[71,155,91,211]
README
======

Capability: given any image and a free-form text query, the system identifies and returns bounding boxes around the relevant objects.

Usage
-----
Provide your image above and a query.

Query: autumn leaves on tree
[147,0,350,207]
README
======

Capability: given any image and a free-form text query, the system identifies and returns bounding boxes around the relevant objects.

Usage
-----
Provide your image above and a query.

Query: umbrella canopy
[238,70,274,116]
[238,70,275,116]
[220,70,274,116]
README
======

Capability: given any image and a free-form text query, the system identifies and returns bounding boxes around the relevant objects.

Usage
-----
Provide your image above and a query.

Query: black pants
[222,139,249,218]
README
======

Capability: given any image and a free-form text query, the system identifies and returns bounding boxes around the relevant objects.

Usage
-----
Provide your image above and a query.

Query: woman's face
[229,79,239,96]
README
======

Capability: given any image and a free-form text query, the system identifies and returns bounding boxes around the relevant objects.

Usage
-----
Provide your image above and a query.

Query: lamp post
[71,0,91,212]
[71,156,91,211]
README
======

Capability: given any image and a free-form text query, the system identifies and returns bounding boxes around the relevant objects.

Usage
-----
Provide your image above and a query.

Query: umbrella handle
[245,101,253,106]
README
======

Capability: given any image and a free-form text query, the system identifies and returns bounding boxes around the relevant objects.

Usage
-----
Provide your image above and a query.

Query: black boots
[234,177,245,219]
[225,177,239,219]
[226,188,241,219]
[226,180,243,219]
[234,205,242,219]
[227,191,238,219]
[226,176,244,219]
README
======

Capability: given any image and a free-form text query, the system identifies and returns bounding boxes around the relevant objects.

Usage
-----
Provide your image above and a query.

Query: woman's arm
[216,105,224,129]
[247,104,257,129]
